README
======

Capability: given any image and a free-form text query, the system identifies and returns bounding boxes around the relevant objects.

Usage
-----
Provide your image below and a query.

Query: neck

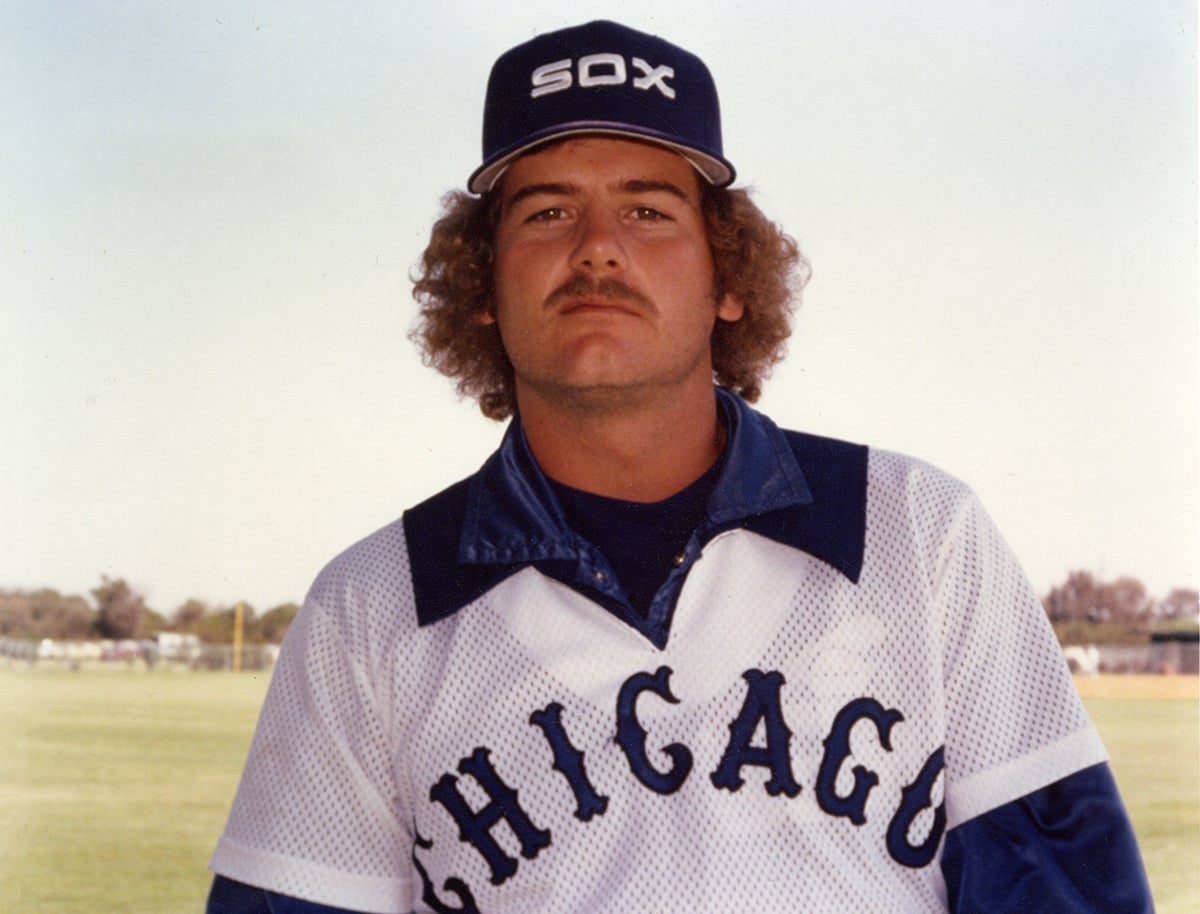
[516,379,725,502]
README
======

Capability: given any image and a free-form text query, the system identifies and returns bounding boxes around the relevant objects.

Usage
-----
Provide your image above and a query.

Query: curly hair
[410,180,808,420]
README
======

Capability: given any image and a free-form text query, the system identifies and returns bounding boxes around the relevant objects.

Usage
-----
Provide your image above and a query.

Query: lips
[559,296,641,317]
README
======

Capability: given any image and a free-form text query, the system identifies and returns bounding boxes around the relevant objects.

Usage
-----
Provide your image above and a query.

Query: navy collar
[403,389,868,644]
[460,389,813,564]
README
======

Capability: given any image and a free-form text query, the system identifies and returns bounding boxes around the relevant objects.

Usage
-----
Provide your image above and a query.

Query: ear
[478,306,497,326]
[716,292,744,323]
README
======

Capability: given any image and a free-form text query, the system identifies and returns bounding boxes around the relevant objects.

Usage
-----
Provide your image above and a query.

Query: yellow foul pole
[233,601,244,672]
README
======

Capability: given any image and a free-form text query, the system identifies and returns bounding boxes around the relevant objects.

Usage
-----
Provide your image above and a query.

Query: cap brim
[468,123,735,194]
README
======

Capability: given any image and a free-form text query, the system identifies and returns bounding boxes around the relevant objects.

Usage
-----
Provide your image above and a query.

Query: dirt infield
[1073,674,1199,701]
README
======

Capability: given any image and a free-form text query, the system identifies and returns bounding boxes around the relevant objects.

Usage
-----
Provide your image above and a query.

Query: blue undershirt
[546,452,725,617]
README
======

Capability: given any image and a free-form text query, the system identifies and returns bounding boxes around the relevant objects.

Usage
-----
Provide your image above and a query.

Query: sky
[2,0,1196,616]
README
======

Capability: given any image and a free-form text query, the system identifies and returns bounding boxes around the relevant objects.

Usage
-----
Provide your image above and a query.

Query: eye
[632,206,670,221]
[527,206,569,223]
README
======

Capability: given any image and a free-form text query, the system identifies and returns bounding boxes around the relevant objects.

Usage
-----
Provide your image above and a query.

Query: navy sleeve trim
[941,762,1153,913]
[404,477,527,627]
[207,875,271,914]
[206,875,397,914]
[740,430,868,583]
[264,889,377,914]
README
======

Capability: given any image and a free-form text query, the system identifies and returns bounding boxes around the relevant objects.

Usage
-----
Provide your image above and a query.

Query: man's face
[489,136,743,414]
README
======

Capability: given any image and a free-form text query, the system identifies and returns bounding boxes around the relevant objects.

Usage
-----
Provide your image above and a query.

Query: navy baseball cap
[468,20,735,194]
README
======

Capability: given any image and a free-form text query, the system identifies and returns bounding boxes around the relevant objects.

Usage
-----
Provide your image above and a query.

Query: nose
[570,208,626,274]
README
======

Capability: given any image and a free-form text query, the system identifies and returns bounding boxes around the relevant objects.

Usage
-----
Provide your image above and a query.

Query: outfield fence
[6,634,1195,677]
[1063,637,1200,676]
[0,637,278,671]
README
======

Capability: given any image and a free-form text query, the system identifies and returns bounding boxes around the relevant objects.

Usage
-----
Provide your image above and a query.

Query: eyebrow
[505,182,577,209]
[504,178,694,210]
[620,179,692,202]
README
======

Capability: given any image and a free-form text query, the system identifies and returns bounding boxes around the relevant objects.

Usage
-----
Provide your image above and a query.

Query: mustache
[545,274,655,313]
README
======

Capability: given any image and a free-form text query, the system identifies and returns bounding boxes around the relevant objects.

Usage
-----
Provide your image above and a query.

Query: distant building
[1062,644,1100,676]
[151,632,202,662]
[1149,630,1200,675]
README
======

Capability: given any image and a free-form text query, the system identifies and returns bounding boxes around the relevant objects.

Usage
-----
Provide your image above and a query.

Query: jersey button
[593,571,607,583]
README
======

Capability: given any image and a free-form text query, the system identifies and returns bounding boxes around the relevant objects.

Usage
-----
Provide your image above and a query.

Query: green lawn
[0,666,1196,912]
[1086,697,1200,914]
[0,666,268,914]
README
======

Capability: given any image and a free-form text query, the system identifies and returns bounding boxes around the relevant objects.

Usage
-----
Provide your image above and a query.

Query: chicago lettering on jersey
[417,666,945,907]
[530,54,677,99]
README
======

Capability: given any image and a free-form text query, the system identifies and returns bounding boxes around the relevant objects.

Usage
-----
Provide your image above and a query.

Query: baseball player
[207,20,1153,913]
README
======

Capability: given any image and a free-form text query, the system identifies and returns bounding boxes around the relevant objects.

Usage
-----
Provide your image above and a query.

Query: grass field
[1074,675,1200,913]
[0,667,1196,913]
[0,666,267,913]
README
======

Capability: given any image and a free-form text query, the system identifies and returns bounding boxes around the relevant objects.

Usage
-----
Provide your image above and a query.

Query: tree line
[1041,571,1197,645]
[1,571,1196,648]
[0,576,298,645]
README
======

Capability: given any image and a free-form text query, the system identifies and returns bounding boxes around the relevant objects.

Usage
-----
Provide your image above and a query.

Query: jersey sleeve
[941,762,1153,913]
[209,537,416,914]
[921,482,1152,906]
[931,485,1109,829]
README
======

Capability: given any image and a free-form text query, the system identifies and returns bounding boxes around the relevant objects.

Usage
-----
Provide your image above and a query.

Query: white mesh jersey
[211,393,1105,914]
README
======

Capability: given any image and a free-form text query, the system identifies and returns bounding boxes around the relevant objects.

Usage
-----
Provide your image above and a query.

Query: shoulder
[401,473,523,626]
[402,475,474,564]
[276,514,419,678]
[281,485,482,685]
[780,430,995,594]
[305,471,478,621]
[865,445,975,503]
[861,446,985,544]
[306,514,412,609]
[759,406,976,520]
[778,427,870,493]
[776,420,982,549]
